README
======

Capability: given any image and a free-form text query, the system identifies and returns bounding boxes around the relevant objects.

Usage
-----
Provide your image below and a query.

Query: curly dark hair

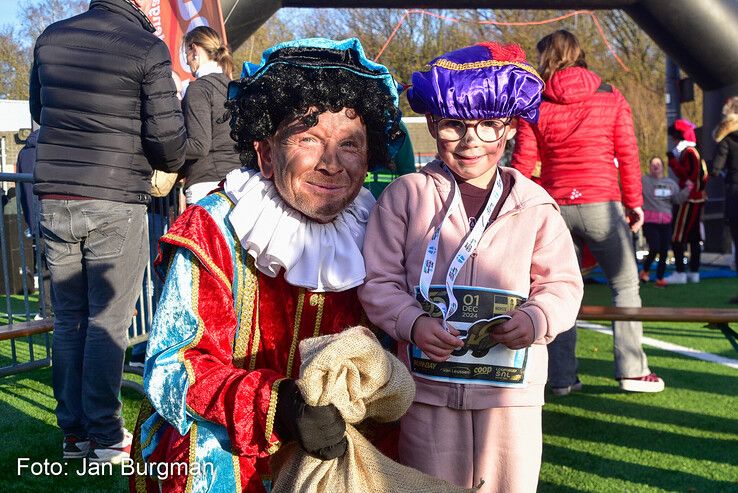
[225,63,402,170]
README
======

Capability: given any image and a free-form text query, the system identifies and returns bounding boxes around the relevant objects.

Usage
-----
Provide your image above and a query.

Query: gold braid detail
[184,422,198,493]
[265,378,285,455]
[162,233,232,290]
[180,261,206,405]
[247,279,261,371]
[231,453,242,493]
[309,293,325,337]
[233,252,257,368]
[133,400,158,493]
[285,290,306,377]
[427,58,542,81]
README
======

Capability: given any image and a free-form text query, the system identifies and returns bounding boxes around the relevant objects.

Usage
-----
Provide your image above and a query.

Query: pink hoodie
[359,162,583,408]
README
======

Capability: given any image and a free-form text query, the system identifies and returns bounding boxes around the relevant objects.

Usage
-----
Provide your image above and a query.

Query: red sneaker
[638,270,650,282]
[655,279,667,288]
[618,373,665,392]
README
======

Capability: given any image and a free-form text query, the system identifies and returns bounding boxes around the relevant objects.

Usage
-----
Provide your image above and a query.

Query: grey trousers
[548,201,650,387]
[40,199,148,445]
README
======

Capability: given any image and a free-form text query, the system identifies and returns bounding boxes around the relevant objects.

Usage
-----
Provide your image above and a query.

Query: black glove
[274,379,348,460]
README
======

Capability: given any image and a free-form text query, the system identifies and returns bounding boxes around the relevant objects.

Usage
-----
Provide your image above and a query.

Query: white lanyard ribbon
[418,165,504,326]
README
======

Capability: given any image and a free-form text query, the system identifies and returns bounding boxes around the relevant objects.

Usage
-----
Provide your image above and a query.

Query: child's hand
[490,310,535,349]
[411,316,464,362]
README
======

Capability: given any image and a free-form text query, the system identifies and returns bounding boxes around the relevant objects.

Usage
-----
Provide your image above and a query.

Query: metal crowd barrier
[0,172,183,377]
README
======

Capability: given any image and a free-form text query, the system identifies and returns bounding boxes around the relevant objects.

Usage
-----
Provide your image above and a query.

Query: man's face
[256,108,369,223]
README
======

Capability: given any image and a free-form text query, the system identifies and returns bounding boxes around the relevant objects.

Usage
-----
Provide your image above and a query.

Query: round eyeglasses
[433,118,511,143]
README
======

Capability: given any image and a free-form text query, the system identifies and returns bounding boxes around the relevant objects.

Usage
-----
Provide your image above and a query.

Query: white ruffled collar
[223,168,376,292]
[673,140,696,159]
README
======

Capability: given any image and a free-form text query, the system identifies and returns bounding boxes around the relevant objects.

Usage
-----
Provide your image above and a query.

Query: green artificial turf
[0,368,142,492]
[541,328,738,493]
[583,278,738,358]
[0,280,736,492]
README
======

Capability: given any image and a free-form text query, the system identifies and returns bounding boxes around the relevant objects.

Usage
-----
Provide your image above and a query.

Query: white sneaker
[687,272,700,283]
[664,272,687,284]
[618,373,665,393]
[87,429,132,464]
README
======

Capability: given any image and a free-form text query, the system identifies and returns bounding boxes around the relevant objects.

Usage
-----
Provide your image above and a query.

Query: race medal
[410,285,530,387]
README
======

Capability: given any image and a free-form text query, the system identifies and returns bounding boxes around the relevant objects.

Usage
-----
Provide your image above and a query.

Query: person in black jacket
[711,95,738,301]
[28,0,186,464]
[181,26,242,204]
[16,127,53,319]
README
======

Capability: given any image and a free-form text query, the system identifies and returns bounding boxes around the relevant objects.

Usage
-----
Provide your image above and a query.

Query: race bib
[410,285,530,387]
[654,184,672,198]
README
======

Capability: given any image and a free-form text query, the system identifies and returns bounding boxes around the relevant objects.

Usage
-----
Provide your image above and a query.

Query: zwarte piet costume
[132,37,403,493]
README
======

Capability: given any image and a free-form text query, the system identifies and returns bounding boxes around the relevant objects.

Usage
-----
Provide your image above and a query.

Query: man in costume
[664,118,708,284]
[132,38,403,493]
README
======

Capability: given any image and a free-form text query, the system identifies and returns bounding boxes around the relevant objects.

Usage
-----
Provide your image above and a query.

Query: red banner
[146,0,227,89]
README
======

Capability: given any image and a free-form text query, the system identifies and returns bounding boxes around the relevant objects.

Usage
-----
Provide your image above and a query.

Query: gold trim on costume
[231,453,242,493]
[286,290,306,377]
[265,378,284,455]
[309,293,325,337]
[428,58,542,80]
[184,422,198,493]
[162,233,232,290]
[133,400,158,493]
[247,279,261,371]
[179,261,207,401]
[234,252,257,368]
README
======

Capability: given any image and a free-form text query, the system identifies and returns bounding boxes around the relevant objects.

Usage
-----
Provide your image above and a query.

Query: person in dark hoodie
[180,26,242,205]
[29,0,186,464]
[711,95,738,302]
[511,29,664,395]
[16,127,39,237]
[16,126,53,319]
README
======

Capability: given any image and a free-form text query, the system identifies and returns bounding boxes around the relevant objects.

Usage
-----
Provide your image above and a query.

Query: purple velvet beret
[407,42,544,123]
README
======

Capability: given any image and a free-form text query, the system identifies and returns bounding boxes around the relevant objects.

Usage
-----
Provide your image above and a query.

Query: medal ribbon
[418,165,504,326]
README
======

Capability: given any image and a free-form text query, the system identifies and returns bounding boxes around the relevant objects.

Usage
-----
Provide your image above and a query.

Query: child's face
[426,115,517,187]
[649,158,663,177]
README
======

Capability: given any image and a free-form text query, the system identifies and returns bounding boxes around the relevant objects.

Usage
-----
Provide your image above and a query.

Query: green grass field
[1,280,737,492]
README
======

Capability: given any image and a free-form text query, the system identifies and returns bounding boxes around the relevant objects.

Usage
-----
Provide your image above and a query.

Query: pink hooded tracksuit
[359,162,583,492]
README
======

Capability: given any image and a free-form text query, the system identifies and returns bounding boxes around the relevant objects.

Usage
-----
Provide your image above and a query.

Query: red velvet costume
[133,193,366,493]
[669,145,708,242]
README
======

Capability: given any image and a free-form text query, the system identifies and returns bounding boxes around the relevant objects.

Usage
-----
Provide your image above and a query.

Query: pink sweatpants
[398,403,542,493]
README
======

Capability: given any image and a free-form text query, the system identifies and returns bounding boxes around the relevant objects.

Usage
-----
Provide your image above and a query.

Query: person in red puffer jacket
[512,29,664,395]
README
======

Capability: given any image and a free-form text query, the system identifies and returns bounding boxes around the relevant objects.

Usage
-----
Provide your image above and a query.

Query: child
[358,43,584,493]
[640,156,692,286]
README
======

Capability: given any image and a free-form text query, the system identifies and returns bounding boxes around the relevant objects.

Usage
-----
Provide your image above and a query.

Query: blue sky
[0,1,22,30]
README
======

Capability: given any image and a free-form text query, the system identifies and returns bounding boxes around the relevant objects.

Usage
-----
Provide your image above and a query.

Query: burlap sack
[270,326,476,493]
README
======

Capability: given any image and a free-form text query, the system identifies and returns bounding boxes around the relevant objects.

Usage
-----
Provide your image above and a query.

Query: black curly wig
[225,63,403,171]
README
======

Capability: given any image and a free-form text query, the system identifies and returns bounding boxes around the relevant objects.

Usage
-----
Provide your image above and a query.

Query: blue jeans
[40,199,148,445]
[548,202,651,386]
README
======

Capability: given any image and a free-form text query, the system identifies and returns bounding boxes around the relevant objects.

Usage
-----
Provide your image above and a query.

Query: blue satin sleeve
[144,248,201,435]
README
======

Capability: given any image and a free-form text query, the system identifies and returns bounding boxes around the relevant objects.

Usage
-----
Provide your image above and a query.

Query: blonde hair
[184,26,235,79]
[536,30,587,82]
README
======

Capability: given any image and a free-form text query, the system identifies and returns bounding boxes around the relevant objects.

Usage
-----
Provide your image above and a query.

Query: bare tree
[20,0,88,45]
[232,13,294,69]
[0,27,30,99]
